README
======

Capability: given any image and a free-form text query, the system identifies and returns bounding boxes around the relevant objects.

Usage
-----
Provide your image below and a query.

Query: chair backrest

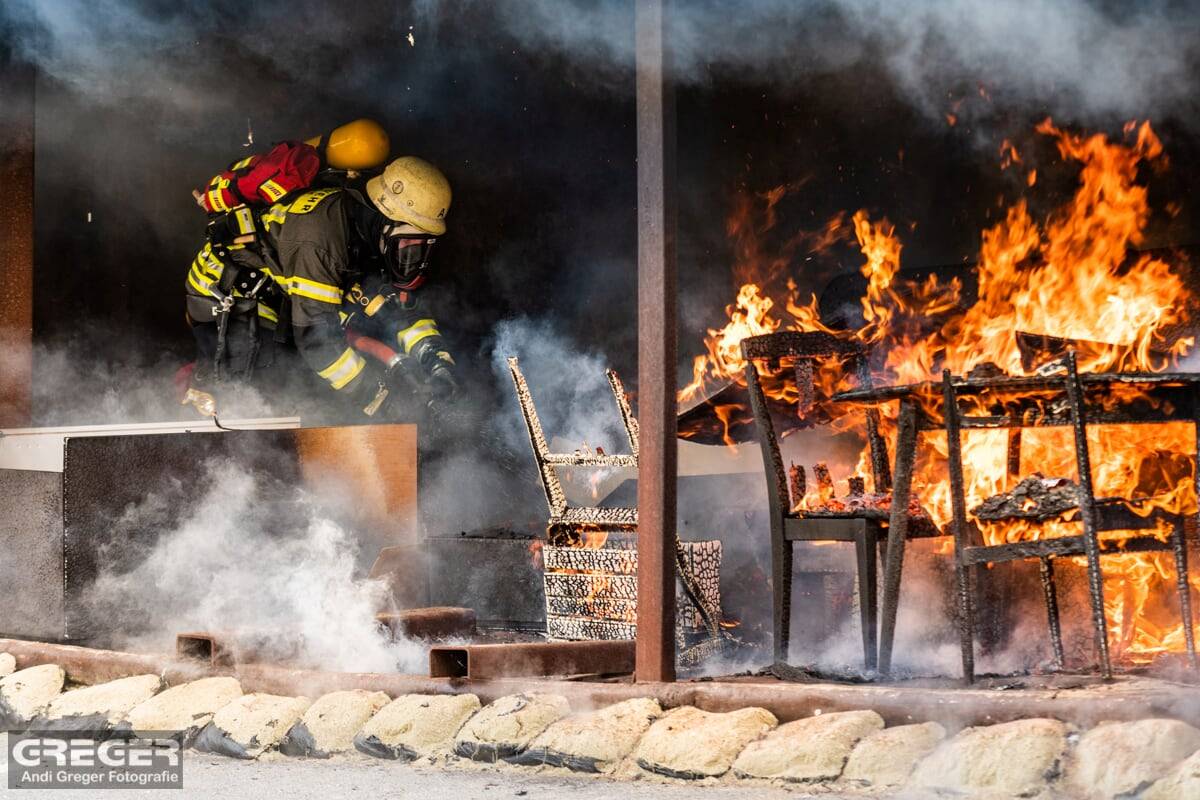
[506,356,639,533]
[740,332,884,521]
[940,349,1099,551]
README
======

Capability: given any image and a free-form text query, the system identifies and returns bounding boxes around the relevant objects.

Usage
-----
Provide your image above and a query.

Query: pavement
[0,743,937,800]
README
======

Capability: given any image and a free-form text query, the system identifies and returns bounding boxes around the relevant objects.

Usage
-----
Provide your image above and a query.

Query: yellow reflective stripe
[260,179,286,202]
[234,207,255,235]
[207,186,227,212]
[232,156,255,170]
[398,318,439,353]
[287,276,343,304]
[317,347,367,390]
[261,204,287,230]
[187,269,215,296]
[288,188,338,214]
[257,304,278,324]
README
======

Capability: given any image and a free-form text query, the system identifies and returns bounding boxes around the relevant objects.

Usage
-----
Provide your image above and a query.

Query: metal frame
[941,351,1198,681]
[740,332,933,670]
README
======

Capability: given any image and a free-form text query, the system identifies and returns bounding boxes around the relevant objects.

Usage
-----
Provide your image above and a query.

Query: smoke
[486,0,1200,127]
[82,459,425,672]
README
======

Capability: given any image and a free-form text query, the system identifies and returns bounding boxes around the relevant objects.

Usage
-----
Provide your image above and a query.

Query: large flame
[684,119,1198,664]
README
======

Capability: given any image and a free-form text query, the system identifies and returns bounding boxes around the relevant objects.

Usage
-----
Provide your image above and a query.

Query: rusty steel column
[0,59,35,427]
[635,0,677,682]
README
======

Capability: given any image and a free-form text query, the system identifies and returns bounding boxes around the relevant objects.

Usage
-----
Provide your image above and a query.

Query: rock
[0,664,65,728]
[454,693,570,763]
[1143,749,1200,800]
[841,721,946,787]
[513,698,663,773]
[37,674,163,731]
[118,677,243,745]
[193,693,311,760]
[355,693,481,761]
[279,690,390,758]
[732,709,883,782]
[0,654,15,677]
[635,706,778,780]
[911,718,1068,797]
[1067,719,1200,799]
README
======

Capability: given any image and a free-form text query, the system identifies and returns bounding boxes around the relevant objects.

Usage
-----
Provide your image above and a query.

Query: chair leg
[773,529,793,664]
[878,399,918,675]
[954,553,975,683]
[1039,557,1064,669]
[1171,520,1198,670]
[855,528,879,671]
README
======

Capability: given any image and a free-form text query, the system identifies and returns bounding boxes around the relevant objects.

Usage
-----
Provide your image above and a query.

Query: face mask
[380,226,437,289]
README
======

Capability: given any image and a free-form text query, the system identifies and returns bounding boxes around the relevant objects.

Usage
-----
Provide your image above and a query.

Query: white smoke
[84,460,425,673]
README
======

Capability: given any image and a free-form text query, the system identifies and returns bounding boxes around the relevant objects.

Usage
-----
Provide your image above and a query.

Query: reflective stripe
[257,304,279,324]
[317,348,366,390]
[397,318,440,353]
[234,207,255,235]
[287,276,343,304]
[260,179,286,202]
[187,270,214,296]
[207,185,228,212]
[232,156,255,170]
[261,204,287,230]
[288,188,338,215]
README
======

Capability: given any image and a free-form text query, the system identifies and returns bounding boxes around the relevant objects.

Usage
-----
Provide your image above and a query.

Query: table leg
[877,398,917,675]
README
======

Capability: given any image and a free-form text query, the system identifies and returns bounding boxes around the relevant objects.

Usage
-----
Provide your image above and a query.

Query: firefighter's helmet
[305,118,390,171]
[365,156,451,236]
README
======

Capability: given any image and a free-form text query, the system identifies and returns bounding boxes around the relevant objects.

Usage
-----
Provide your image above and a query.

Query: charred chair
[942,350,1198,681]
[742,332,937,669]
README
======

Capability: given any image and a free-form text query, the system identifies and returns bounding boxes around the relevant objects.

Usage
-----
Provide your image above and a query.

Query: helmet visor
[381,227,437,287]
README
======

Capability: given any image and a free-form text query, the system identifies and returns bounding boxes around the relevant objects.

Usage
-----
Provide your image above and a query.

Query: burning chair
[942,351,1199,681]
[506,357,726,660]
[742,331,941,670]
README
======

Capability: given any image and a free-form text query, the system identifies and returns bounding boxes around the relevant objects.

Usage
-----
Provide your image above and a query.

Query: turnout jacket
[185,187,447,398]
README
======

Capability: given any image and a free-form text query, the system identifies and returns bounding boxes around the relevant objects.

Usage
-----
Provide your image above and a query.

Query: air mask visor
[382,227,437,288]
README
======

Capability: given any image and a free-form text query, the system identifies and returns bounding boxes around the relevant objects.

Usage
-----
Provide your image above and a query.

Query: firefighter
[184,153,459,418]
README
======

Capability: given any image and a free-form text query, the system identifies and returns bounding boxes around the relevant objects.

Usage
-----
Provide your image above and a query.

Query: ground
[0,735,932,800]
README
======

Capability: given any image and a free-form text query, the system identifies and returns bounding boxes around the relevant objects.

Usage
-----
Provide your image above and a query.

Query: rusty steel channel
[428,640,636,679]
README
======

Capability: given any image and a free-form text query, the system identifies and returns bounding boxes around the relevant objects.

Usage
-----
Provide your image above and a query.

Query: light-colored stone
[356,693,481,760]
[517,698,663,773]
[635,705,778,780]
[0,664,65,724]
[196,693,312,759]
[1143,748,1200,800]
[43,674,162,725]
[280,690,390,757]
[911,718,1068,797]
[455,693,570,762]
[1068,718,1200,799]
[732,709,883,782]
[123,677,243,735]
[842,721,946,787]
[0,653,15,677]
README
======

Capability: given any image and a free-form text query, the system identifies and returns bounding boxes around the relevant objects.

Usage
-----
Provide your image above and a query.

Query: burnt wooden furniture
[741,331,938,670]
[837,354,1200,679]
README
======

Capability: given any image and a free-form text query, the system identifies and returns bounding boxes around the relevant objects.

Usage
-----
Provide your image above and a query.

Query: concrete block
[279,690,390,758]
[194,693,312,759]
[842,721,946,787]
[0,664,64,727]
[732,709,883,782]
[119,677,243,744]
[911,718,1068,796]
[635,706,777,780]
[1067,719,1200,799]
[355,693,481,761]
[37,674,162,730]
[454,693,570,762]
[513,697,663,773]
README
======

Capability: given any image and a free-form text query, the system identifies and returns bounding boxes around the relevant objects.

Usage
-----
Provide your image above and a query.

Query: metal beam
[0,58,35,427]
[634,0,677,682]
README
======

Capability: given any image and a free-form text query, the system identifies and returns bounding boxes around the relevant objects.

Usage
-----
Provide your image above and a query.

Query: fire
[685,119,1199,664]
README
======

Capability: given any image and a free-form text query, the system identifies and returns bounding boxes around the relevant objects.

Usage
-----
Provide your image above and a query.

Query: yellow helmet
[365,156,451,235]
[305,118,390,171]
